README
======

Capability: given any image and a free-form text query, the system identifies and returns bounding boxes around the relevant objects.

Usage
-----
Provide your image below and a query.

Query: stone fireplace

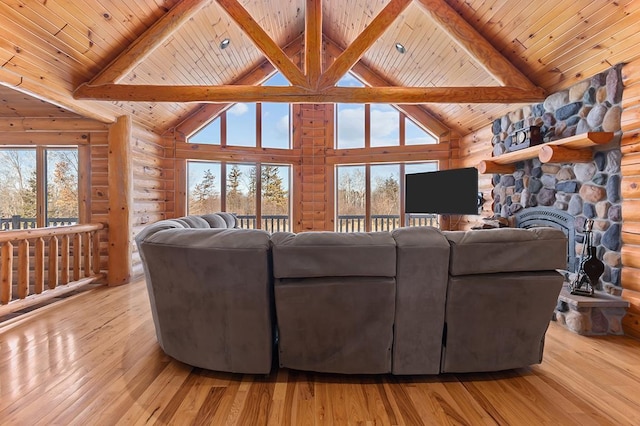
[489,64,624,293]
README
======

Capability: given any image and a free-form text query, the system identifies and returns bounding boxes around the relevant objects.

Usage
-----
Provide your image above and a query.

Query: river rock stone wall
[490,64,623,292]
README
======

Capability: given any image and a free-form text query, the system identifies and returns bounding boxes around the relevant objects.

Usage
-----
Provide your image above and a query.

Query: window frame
[334,161,439,232]
[0,146,80,229]
[186,159,292,232]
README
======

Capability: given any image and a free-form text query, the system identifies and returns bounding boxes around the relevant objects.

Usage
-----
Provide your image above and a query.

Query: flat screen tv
[405,167,479,215]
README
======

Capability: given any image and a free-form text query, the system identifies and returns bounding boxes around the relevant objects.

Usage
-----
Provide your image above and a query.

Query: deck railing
[0,223,105,316]
[234,214,438,233]
[337,214,439,232]
[0,215,78,230]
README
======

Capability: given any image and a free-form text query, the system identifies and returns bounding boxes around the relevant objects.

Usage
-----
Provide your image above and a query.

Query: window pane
[263,72,290,86]
[0,149,37,229]
[261,164,290,232]
[46,149,78,226]
[188,161,221,215]
[227,103,256,147]
[226,163,257,228]
[370,105,399,147]
[370,164,400,231]
[337,73,365,87]
[336,104,365,148]
[405,162,438,175]
[189,117,220,145]
[262,103,290,148]
[336,165,366,232]
[405,117,437,145]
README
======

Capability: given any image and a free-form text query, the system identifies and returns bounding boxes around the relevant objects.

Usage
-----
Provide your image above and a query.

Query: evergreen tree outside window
[47,149,78,225]
[187,161,221,215]
[187,160,290,231]
[0,148,78,229]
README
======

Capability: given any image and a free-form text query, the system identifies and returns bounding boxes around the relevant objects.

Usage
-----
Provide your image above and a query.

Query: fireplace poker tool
[570,219,604,296]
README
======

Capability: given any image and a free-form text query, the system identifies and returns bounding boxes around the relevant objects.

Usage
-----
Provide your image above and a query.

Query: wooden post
[1,242,13,304]
[107,115,133,286]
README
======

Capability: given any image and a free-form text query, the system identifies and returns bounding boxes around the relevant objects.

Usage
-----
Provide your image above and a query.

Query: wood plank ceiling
[1,0,639,136]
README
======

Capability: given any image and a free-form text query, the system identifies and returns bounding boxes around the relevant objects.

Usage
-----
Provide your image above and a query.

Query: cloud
[336,106,365,148]
[276,114,289,135]
[371,109,399,146]
[228,103,249,116]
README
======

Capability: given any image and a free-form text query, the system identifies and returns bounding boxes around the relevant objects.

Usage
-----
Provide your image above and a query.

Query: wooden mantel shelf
[477,132,614,174]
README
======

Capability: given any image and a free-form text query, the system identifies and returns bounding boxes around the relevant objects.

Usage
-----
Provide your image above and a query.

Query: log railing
[0,223,105,316]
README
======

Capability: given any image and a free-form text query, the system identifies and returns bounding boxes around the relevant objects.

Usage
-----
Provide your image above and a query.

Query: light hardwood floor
[1,278,639,425]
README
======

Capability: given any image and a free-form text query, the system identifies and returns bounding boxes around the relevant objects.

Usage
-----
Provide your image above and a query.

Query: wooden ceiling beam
[0,68,115,124]
[413,0,542,92]
[215,0,309,89]
[317,0,412,90]
[90,0,213,85]
[305,0,323,86]
[74,83,546,104]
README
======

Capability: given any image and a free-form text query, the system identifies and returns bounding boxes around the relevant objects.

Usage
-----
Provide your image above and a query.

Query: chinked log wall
[620,57,640,338]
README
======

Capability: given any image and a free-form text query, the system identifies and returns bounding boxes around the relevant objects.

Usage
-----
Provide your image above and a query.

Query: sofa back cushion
[270,231,396,278]
[443,227,567,276]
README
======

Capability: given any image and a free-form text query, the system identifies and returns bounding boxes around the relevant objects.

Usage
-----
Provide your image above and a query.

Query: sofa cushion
[275,276,395,374]
[390,226,450,374]
[443,227,567,276]
[200,213,228,228]
[180,215,211,228]
[270,231,396,278]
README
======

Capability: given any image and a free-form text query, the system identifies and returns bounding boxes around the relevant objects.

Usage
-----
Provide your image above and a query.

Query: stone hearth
[553,285,630,335]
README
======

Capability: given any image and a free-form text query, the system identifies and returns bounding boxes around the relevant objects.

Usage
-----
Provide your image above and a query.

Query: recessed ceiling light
[395,42,406,54]
[220,38,231,49]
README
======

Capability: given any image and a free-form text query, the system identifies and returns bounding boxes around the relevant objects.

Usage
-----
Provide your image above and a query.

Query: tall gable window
[188,73,290,149]
[335,73,436,148]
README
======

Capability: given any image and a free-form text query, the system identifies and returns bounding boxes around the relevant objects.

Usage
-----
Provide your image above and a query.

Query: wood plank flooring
[1,278,640,425]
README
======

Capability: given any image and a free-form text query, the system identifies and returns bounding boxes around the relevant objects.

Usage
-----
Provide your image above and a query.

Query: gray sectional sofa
[135,213,567,375]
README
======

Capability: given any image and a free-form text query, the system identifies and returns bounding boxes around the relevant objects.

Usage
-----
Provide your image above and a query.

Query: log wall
[292,104,334,231]
[451,127,494,230]
[130,127,173,277]
[620,58,640,338]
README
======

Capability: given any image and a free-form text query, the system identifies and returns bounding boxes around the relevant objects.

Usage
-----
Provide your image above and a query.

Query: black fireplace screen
[514,207,576,272]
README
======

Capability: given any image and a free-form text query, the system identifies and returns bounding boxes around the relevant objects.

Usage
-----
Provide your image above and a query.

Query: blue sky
[189,72,436,149]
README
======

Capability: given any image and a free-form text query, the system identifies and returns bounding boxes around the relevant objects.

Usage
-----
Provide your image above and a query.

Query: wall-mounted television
[405,167,479,215]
